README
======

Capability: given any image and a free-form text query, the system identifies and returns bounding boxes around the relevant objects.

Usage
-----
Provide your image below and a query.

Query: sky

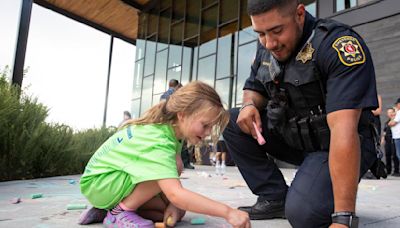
[0,0,135,130]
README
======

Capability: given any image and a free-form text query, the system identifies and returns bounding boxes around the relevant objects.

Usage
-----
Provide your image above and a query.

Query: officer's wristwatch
[331,211,359,228]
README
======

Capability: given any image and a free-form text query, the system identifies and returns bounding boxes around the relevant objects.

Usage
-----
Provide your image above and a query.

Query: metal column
[103,36,114,127]
[12,0,33,90]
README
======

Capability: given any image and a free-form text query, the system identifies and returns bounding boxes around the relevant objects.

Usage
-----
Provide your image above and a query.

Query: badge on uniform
[296,42,314,64]
[332,36,365,66]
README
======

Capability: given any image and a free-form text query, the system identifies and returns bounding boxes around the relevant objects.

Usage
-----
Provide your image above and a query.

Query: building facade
[131,0,400,118]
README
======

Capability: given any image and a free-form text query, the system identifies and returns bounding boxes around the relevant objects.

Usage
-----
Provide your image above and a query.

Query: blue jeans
[394,138,400,160]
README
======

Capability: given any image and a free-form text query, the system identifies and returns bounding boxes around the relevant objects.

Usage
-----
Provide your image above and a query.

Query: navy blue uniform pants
[223,108,375,227]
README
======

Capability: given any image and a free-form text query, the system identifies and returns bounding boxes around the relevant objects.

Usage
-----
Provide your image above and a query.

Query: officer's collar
[294,11,316,55]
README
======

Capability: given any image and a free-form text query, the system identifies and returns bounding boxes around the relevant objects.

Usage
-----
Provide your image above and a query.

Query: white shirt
[391,110,400,139]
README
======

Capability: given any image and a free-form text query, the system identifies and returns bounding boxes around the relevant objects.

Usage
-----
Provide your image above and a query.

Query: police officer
[223,0,381,227]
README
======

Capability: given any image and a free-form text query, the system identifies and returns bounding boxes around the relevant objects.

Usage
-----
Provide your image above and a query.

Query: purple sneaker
[103,211,154,228]
[78,207,107,225]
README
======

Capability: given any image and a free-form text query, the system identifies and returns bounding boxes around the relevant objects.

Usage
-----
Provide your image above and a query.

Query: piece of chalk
[166,216,174,226]
[31,193,43,199]
[66,204,87,210]
[252,122,266,145]
[69,180,76,184]
[154,222,166,228]
[191,217,206,225]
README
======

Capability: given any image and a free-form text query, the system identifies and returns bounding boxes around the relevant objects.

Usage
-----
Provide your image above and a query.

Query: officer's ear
[295,4,306,24]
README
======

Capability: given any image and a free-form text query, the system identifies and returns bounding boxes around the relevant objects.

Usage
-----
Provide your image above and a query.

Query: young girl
[79,81,250,228]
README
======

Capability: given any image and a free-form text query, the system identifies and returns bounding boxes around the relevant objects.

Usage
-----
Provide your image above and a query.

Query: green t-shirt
[80,124,182,209]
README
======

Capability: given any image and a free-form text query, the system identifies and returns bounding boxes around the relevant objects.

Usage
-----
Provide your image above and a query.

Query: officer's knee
[285,191,331,228]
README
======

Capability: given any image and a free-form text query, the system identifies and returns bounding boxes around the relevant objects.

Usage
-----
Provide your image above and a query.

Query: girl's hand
[163,203,182,227]
[226,208,251,228]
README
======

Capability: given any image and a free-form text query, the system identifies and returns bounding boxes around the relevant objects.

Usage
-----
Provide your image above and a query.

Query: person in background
[389,98,400,161]
[78,81,250,228]
[160,79,180,101]
[383,107,400,176]
[215,135,227,175]
[371,95,382,136]
[118,111,132,128]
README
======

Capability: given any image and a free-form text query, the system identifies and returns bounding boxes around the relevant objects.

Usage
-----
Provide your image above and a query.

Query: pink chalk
[253,122,266,145]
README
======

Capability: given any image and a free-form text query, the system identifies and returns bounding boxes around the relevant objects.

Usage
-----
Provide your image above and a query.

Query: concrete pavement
[0,165,399,227]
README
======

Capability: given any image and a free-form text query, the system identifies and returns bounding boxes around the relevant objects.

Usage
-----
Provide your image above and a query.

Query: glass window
[231,80,237,108]
[192,47,198,80]
[200,5,217,44]
[147,11,158,36]
[240,0,251,29]
[171,21,183,45]
[140,76,154,115]
[185,1,200,38]
[158,9,171,51]
[144,39,156,76]
[131,99,140,119]
[217,34,232,78]
[199,39,216,58]
[167,67,181,90]
[358,0,375,5]
[172,0,185,22]
[239,26,258,45]
[138,13,146,38]
[220,0,238,24]
[336,0,357,12]
[197,55,216,86]
[133,60,144,99]
[202,0,216,8]
[237,41,257,105]
[215,78,231,108]
[220,22,238,37]
[135,39,145,60]
[234,31,239,76]
[161,0,171,9]
[169,44,182,68]
[181,46,192,85]
[153,94,162,105]
[154,50,168,94]
[305,2,316,17]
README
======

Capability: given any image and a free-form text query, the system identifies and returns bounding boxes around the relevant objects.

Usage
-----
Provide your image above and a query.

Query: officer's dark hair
[247,0,299,16]
[168,79,179,88]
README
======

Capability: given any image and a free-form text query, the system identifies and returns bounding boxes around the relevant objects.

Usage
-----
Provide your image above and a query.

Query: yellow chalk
[166,216,174,226]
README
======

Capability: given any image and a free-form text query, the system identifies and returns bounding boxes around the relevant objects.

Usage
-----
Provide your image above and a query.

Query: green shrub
[0,68,116,181]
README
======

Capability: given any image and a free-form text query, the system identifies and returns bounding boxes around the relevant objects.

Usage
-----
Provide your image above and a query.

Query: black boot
[238,199,285,220]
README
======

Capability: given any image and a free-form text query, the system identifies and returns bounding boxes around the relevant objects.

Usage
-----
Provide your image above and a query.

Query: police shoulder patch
[332,36,366,66]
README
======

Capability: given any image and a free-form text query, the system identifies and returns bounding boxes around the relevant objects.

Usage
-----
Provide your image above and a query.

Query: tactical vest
[256,19,352,152]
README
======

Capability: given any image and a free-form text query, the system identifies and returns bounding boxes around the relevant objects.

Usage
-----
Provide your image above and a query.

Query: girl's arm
[157,179,250,228]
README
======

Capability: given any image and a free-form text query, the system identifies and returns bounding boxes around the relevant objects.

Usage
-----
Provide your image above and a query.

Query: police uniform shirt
[244,12,378,114]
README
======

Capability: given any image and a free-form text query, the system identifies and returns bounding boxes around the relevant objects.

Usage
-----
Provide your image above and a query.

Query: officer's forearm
[327,109,361,213]
[242,90,267,110]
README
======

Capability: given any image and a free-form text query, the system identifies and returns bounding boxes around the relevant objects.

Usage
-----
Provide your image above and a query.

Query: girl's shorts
[80,171,135,209]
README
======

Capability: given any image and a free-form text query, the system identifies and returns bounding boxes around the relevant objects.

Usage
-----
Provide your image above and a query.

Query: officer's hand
[237,105,261,139]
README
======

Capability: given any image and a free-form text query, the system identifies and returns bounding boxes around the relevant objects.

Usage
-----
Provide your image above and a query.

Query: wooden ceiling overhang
[34,0,155,45]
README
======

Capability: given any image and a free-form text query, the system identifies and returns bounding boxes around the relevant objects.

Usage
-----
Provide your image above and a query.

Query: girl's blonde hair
[122,81,230,144]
